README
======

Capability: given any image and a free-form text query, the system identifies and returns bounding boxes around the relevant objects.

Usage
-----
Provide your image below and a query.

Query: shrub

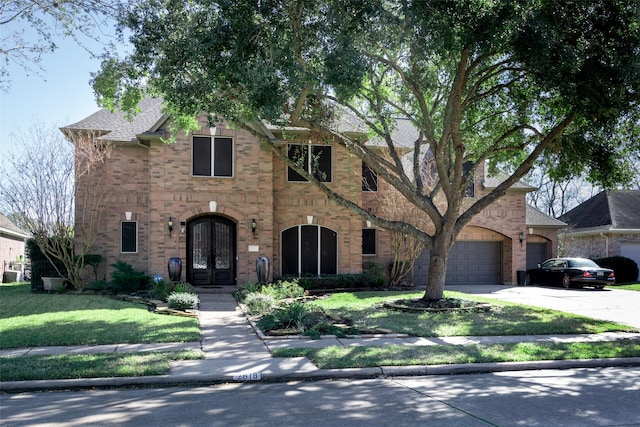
[256,301,312,333]
[363,261,387,285]
[110,261,149,293]
[173,282,195,294]
[151,279,170,299]
[167,291,199,310]
[244,292,277,316]
[87,280,109,291]
[286,273,386,290]
[594,256,639,284]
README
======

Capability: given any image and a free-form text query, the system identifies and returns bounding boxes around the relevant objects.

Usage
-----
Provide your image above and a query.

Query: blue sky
[0,35,118,154]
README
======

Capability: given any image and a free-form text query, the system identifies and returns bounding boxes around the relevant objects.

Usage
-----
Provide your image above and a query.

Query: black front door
[187,216,236,286]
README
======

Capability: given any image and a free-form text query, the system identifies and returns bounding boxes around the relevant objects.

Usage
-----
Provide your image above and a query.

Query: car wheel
[596,285,604,290]
[562,275,571,289]
[525,273,533,286]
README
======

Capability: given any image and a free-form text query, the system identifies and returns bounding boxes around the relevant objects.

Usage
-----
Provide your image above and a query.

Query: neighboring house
[559,190,640,280]
[62,98,562,287]
[0,213,29,283]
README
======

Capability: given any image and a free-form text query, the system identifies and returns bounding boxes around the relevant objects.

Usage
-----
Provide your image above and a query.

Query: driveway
[447,285,640,329]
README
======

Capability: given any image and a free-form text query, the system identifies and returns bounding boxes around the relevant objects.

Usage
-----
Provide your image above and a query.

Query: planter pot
[168,257,182,282]
[42,277,67,291]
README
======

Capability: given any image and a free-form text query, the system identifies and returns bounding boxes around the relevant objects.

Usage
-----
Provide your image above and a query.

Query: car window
[568,259,599,268]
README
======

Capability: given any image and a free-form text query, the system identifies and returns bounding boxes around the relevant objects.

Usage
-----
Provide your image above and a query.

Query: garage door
[414,241,502,286]
[526,242,548,270]
[620,242,640,281]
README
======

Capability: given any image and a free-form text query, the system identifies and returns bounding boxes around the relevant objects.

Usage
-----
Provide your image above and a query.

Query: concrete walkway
[2,288,640,392]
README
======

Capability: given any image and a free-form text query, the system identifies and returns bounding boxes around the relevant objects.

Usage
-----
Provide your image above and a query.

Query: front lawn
[311,291,637,336]
[0,283,201,349]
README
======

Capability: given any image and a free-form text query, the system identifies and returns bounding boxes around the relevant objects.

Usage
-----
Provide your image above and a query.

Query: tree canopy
[0,0,131,90]
[93,0,640,299]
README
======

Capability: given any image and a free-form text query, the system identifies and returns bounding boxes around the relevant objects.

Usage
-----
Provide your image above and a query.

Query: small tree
[0,123,111,289]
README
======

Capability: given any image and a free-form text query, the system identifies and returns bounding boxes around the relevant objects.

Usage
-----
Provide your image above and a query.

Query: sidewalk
[2,290,640,392]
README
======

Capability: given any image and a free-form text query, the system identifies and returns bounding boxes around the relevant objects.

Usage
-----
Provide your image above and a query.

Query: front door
[187,216,236,286]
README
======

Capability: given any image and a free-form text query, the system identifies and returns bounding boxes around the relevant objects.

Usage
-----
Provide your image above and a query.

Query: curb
[3,357,640,394]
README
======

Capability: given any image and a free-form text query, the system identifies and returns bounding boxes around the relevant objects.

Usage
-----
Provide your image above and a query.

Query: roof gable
[559,190,640,230]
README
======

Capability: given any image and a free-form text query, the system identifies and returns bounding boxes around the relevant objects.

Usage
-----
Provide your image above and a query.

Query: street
[2,367,639,426]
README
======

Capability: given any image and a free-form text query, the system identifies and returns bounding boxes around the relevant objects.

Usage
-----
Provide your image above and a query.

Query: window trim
[121,221,138,254]
[192,135,235,178]
[286,143,333,183]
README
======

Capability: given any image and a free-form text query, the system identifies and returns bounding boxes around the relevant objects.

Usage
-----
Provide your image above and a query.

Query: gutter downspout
[600,232,609,257]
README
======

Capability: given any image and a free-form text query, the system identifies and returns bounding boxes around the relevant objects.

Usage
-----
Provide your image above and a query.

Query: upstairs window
[462,161,475,197]
[121,221,138,253]
[362,162,378,192]
[193,136,234,177]
[287,143,332,182]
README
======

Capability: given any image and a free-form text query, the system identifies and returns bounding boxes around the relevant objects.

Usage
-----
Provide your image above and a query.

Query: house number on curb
[232,372,262,381]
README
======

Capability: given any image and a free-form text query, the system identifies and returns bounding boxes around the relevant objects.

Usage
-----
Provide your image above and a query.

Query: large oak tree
[93,0,640,300]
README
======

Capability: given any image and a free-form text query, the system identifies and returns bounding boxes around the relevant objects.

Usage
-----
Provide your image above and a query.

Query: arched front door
[187,216,236,286]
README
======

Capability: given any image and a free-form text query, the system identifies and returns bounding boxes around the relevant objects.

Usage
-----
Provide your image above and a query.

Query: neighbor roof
[559,190,640,230]
[526,205,566,228]
[0,213,29,239]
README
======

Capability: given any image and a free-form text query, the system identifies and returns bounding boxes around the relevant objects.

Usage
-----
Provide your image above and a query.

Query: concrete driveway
[447,285,640,329]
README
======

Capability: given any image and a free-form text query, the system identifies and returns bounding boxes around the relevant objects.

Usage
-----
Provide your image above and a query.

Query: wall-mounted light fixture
[180,221,186,233]
[168,217,174,237]
[519,231,525,244]
[251,218,257,234]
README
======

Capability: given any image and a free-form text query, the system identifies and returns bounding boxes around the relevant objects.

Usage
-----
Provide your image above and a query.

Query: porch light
[519,231,525,244]
[168,217,174,237]
[251,218,257,234]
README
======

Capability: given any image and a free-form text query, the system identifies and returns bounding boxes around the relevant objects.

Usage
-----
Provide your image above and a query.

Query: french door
[187,216,236,285]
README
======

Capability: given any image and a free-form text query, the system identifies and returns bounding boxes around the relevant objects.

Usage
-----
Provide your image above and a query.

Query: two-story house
[62,97,562,288]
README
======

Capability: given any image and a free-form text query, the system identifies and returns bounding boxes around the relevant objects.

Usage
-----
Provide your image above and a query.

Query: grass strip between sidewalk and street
[608,284,640,291]
[272,340,640,369]
[0,350,204,382]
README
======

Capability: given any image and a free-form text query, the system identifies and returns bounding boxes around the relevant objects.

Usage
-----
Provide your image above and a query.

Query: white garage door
[620,242,640,281]
[414,241,502,286]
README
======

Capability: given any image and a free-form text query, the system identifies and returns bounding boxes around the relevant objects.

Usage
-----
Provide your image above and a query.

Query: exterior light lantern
[168,217,174,237]
[251,218,257,234]
[519,231,525,244]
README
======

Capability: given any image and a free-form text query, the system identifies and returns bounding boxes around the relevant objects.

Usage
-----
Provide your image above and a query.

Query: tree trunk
[423,230,454,301]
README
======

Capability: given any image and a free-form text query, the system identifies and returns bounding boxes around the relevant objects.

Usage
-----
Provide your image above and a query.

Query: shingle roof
[0,213,29,239]
[483,171,537,191]
[62,98,166,142]
[526,205,566,228]
[559,190,640,230]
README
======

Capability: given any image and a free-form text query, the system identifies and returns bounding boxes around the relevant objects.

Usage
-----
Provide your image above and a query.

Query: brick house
[62,98,562,287]
[559,190,640,280]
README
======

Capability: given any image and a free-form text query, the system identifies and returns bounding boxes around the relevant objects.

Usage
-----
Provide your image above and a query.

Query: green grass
[311,291,637,337]
[0,350,204,381]
[608,283,640,291]
[0,283,201,349]
[273,340,640,369]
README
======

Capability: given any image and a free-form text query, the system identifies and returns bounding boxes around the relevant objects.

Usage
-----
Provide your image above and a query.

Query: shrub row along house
[61,98,564,288]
